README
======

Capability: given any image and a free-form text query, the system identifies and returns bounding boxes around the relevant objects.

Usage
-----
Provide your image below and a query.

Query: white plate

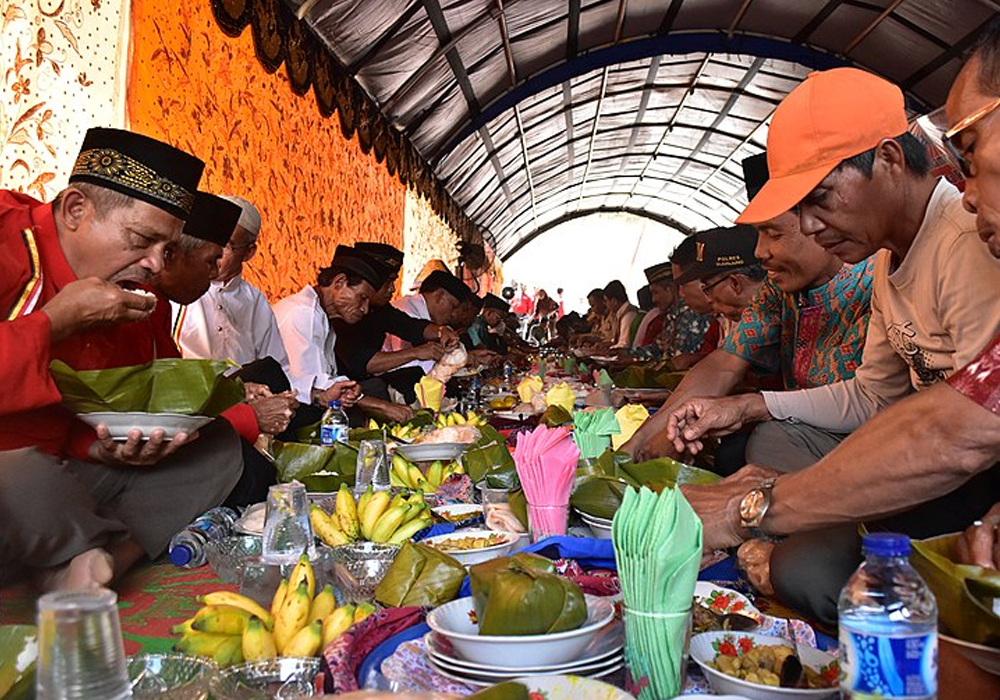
[491,410,536,421]
[76,412,213,440]
[690,631,839,700]
[941,632,1000,675]
[431,504,483,524]
[426,595,616,667]
[233,502,267,536]
[425,618,623,673]
[421,530,517,566]
[427,650,623,682]
[515,674,636,700]
[426,654,622,689]
[394,443,469,462]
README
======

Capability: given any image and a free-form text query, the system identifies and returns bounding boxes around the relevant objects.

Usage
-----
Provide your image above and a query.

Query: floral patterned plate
[693,583,817,648]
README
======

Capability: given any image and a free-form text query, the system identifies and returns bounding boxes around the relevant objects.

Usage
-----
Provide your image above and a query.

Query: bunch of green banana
[310,483,434,546]
[390,453,464,493]
[174,553,377,665]
[434,410,487,428]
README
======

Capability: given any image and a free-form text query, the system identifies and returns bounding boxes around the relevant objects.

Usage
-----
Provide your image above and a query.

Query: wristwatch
[739,477,777,539]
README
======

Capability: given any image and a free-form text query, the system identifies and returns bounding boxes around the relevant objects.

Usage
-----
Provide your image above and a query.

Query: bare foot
[36,548,115,592]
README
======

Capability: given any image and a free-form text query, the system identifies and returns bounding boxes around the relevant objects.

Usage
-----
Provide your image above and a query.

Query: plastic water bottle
[168,506,241,568]
[502,361,514,391]
[838,532,937,699]
[320,400,349,447]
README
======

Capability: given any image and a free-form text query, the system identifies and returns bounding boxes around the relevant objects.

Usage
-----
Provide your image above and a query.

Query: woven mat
[0,559,236,655]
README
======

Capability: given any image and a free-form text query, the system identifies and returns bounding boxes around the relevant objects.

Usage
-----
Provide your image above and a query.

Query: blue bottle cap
[862,532,911,557]
[328,400,342,409]
[168,544,194,567]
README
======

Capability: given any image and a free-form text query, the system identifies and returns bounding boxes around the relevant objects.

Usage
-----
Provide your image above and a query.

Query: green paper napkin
[572,408,621,459]
[612,485,702,700]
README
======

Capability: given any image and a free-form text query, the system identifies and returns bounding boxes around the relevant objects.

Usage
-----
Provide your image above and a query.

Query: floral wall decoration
[0,0,129,196]
[127,0,407,302]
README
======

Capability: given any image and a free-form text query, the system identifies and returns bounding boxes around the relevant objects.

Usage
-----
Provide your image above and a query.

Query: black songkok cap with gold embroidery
[327,245,392,289]
[354,242,404,274]
[183,192,241,247]
[69,127,204,219]
[482,293,509,313]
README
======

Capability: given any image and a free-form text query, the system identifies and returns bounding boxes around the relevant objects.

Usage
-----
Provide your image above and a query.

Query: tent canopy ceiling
[286,0,999,259]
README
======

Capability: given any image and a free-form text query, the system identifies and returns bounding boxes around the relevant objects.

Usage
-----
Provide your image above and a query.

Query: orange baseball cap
[737,67,908,225]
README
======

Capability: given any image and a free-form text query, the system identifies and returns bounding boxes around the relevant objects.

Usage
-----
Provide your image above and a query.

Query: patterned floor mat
[0,559,236,655]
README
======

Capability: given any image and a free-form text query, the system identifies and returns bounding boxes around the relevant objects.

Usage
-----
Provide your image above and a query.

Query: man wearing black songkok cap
[335,243,461,419]
[385,266,474,381]
[465,293,510,354]
[273,245,391,407]
[625,152,875,487]
[0,127,246,592]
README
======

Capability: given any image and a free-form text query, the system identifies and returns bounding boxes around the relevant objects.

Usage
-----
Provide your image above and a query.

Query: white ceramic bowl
[421,529,517,566]
[394,442,468,462]
[689,632,839,700]
[514,674,636,700]
[426,595,616,667]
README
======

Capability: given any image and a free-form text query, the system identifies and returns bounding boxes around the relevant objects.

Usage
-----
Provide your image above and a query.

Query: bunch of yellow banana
[434,410,487,428]
[174,554,376,665]
[390,453,464,493]
[310,483,434,546]
[365,419,419,442]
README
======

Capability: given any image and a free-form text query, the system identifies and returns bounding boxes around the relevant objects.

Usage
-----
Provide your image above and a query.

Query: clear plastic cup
[355,440,389,494]
[622,606,691,700]
[35,588,131,700]
[526,503,569,543]
[261,481,314,565]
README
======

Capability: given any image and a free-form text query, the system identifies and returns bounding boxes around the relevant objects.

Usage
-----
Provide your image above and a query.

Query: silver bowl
[127,652,217,700]
[328,542,400,603]
[211,657,323,699]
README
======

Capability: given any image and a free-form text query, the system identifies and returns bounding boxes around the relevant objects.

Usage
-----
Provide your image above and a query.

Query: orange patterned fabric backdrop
[127,0,406,302]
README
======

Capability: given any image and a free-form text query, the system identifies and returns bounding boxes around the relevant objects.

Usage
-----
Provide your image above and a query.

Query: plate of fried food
[690,631,839,700]
[422,529,518,566]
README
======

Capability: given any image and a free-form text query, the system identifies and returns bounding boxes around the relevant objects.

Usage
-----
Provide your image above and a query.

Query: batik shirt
[723,259,875,390]
[661,301,713,356]
[948,330,1000,415]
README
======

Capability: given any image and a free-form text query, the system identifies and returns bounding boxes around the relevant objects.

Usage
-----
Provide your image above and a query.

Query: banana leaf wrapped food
[911,534,1000,646]
[570,451,720,520]
[374,541,466,608]
[271,440,357,492]
[468,682,529,700]
[51,358,244,415]
[469,554,587,636]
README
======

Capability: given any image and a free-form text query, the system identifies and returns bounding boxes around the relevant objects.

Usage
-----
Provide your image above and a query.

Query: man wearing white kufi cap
[173,195,290,376]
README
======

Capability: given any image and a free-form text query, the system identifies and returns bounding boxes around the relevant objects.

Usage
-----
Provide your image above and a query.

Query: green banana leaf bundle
[570,450,720,520]
[0,625,37,700]
[271,440,357,492]
[51,358,243,415]
[539,404,573,427]
[469,552,555,615]
[461,425,518,486]
[469,554,587,636]
[374,541,467,608]
[507,488,529,530]
[468,681,529,700]
[612,363,685,390]
[911,534,1000,646]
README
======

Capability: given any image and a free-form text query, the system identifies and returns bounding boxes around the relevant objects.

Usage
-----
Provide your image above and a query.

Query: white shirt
[174,276,290,373]
[272,285,348,402]
[384,293,433,373]
[611,303,639,348]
